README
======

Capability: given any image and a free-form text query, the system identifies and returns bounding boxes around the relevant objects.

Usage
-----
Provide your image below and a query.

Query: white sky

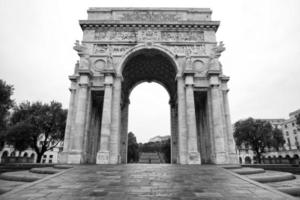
[1,0,300,143]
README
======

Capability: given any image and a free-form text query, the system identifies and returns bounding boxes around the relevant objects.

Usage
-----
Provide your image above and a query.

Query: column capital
[78,69,93,77]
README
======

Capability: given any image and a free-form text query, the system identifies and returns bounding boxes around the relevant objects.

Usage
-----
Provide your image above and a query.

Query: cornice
[79,20,220,31]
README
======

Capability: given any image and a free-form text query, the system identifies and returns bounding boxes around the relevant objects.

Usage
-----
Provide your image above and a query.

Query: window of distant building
[294,130,297,134]
[49,160,52,163]
[286,131,289,136]
[292,123,295,127]
[288,138,292,150]
[285,124,288,128]
[43,155,47,158]
[49,155,53,158]
[42,159,46,163]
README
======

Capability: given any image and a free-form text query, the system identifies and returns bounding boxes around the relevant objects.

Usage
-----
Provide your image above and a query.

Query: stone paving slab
[0,164,296,200]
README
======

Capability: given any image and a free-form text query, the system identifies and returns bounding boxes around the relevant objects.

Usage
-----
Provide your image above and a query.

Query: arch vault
[59,7,238,164]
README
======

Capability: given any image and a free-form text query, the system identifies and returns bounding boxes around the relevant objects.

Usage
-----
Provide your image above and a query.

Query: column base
[59,151,84,164]
[228,153,239,164]
[96,151,110,164]
[188,152,201,164]
[215,152,227,164]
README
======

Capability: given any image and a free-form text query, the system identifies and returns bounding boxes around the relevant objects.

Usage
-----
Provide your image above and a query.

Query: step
[53,165,73,169]
[222,165,242,169]
[30,167,61,174]
[245,170,295,183]
[0,170,47,182]
[231,167,265,175]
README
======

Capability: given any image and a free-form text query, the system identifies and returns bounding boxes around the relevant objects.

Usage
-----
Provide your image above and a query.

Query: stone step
[222,165,242,169]
[30,167,61,174]
[231,167,265,175]
[0,170,47,182]
[245,170,295,183]
[266,174,300,196]
[53,165,73,169]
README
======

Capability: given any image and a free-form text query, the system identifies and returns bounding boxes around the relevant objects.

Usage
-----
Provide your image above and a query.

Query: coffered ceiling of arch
[122,50,177,104]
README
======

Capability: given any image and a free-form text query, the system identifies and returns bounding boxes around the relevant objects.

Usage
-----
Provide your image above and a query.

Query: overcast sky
[1,0,300,143]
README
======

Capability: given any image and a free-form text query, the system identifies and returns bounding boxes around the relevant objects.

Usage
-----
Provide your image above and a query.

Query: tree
[0,80,14,150]
[7,101,67,162]
[161,139,171,163]
[5,122,38,155]
[127,132,139,163]
[234,118,285,163]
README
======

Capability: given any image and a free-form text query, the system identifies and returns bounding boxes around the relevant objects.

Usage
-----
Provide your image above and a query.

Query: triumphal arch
[60,8,238,165]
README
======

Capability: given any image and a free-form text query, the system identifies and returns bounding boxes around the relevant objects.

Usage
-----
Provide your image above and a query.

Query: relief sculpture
[121,12,180,21]
[95,28,136,41]
[169,45,206,55]
[94,44,132,55]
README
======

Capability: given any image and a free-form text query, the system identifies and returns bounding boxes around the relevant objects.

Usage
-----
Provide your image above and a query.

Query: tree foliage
[0,80,14,150]
[7,101,67,162]
[127,132,139,163]
[234,118,285,163]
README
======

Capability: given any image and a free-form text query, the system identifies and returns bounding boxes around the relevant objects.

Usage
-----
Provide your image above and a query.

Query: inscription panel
[93,44,133,55]
[168,45,206,55]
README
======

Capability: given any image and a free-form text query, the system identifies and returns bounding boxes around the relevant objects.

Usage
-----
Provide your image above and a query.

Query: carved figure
[73,40,88,55]
[210,41,225,59]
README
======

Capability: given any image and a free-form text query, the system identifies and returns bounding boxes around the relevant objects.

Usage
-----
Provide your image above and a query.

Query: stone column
[210,81,227,164]
[62,86,76,153]
[68,74,90,164]
[185,75,201,164]
[170,102,177,164]
[177,76,188,164]
[110,77,122,164]
[120,100,129,164]
[223,90,238,163]
[97,74,114,164]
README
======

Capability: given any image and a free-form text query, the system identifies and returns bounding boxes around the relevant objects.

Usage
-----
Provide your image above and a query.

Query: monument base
[188,152,201,164]
[96,151,110,164]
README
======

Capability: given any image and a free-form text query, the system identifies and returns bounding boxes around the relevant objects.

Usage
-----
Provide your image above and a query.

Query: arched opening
[128,82,170,164]
[10,151,15,157]
[245,156,252,164]
[23,152,28,157]
[121,48,177,164]
[278,155,283,164]
[285,155,291,164]
[239,157,242,164]
[293,154,299,165]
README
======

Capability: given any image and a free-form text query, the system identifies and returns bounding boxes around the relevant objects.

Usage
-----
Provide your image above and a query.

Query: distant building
[0,134,63,164]
[149,135,170,143]
[237,109,300,164]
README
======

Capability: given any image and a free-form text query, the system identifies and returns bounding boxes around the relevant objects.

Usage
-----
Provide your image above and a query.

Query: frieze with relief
[94,28,204,42]
[168,45,206,56]
[120,12,180,22]
[93,44,133,55]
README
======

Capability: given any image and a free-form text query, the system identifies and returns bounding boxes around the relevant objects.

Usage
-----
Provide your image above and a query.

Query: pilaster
[97,72,114,164]
[184,73,201,164]
[176,76,188,164]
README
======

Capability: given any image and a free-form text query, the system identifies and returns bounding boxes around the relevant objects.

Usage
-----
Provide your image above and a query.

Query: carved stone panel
[93,44,133,55]
[94,28,204,43]
[168,45,206,56]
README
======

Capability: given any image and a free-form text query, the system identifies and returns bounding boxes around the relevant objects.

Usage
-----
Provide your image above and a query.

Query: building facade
[60,8,238,165]
[149,135,171,143]
[237,110,300,164]
[0,135,63,164]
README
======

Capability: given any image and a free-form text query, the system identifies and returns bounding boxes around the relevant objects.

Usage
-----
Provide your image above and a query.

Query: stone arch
[118,44,179,75]
[1,151,8,163]
[285,155,291,164]
[239,157,242,164]
[120,47,178,164]
[23,152,28,157]
[245,156,251,164]
[268,156,272,164]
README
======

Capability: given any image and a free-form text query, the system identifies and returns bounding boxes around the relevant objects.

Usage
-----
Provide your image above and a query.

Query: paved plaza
[1,164,296,200]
